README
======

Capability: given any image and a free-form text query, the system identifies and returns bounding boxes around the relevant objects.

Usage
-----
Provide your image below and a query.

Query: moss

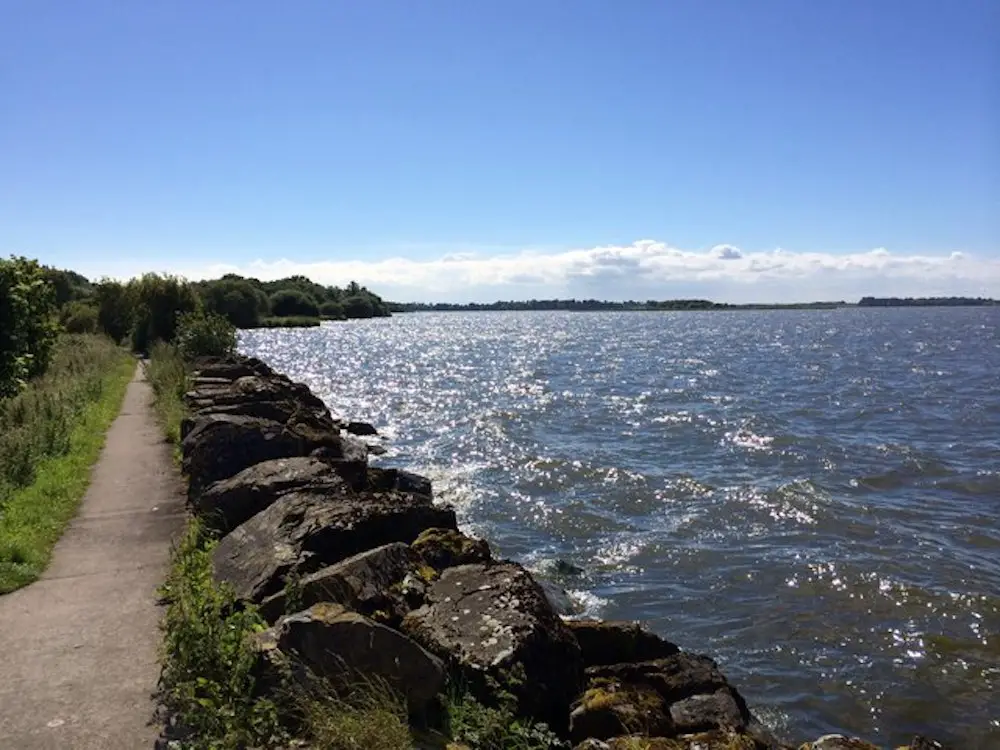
[418,563,439,583]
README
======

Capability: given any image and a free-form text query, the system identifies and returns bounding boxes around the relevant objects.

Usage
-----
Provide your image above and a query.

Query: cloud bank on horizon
[97,241,999,304]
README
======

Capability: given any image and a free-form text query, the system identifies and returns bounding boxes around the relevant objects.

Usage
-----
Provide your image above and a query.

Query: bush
[94,280,134,344]
[175,310,237,360]
[199,278,268,329]
[343,294,376,319]
[0,256,60,397]
[146,342,189,446]
[445,688,567,750]
[269,289,320,318]
[129,274,199,353]
[257,316,321,328]
[61,301,99,334]
[319,300,346,320]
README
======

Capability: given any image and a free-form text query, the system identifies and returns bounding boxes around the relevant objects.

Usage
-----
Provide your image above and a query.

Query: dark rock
[368,467,433,497]
[402,562,583,733]
[191,356,275,381]
[669,688,745,733]
[571,654,752,741]
[538,579,578,616]
[554,559,586,576]
[257,603,445,714]
[576,731,771,749]
[193,456,350,532]
[569,681,671,742]
[799,737,879,750]
[411,527,491,570]
[367,443,388,456]
[181,413,358,497]
[567,620,680,667]
[212,491,457,603]
[347,420,379,436]
[257,542,426,623]
[907,738,952,750]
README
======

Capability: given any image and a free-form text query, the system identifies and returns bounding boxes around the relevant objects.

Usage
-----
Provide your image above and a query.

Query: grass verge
[146,341,189,448]
[0,334,134,593]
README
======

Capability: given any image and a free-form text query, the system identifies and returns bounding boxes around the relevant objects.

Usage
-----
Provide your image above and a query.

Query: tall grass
[0,334,134,592]
[145,341,189,447]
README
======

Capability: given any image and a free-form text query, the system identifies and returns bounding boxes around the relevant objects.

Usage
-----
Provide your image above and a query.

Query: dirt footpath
[0,364,185,749]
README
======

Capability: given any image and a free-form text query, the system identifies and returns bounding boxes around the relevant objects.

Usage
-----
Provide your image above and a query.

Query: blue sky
[2,0,997,302]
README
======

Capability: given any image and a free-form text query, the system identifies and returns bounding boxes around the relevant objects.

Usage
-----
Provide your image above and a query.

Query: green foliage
[258,316,321,328]
[175,310,237,360]
[43,266,93,306]
[159,520,286,749]
[198,277,269,328]
[94,280,134,343]
[129,274,199,354]
[0,334,133,592]
[343,294,376,319]
[146,342,189,446]
[61,300,99,334]
[293,674,413,750]
[319,300,346,320]
[0,256,60,397]
[269,289,321,318]
[445,688,567,750]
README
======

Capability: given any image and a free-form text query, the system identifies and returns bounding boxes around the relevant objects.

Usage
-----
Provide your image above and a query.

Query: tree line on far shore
[0,256,392,397]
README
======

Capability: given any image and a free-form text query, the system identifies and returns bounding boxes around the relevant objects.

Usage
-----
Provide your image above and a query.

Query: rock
[367,443,388,456]
[566,620,680,667]
[538,578,579,616]
[569,681,670,742]
[669,688,746,733]
[411,527,491,570]
[798,737,879,750]
[258,603,445,714]
[181,413,357,497]
[577,731,768,749]
[193,456,350,532]
[347,420,378,436]
[257,542,427,623]
[192,356,275,381]
[554,559,586,576]
[905,738,952,750]
[212,491,457,603]
[368,467,433,497]
[570,654,752,741]
[402,562,583,732]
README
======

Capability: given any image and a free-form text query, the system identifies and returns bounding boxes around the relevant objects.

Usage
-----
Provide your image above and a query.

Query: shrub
[269,289,320,318]
[61,301,99,334]
[199,278,268,329]
[319,300,346,320]
[343,294,376,319]
[0,256,60,397]
[129,274,199,353]
[146,342,189,445]
[175,310,237,360]
[445,688,567,750]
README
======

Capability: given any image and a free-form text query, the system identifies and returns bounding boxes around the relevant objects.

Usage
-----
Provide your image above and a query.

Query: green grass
[146,341,189,448]
[0,335,134,593]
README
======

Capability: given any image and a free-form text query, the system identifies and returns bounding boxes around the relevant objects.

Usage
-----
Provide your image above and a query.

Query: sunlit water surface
[240,309,1000,747]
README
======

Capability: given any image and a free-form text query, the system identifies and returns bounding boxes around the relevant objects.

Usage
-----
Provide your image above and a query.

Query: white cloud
[80,241,1000,304]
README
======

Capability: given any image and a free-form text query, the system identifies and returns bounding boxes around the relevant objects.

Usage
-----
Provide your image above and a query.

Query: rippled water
[241,309,1000,747]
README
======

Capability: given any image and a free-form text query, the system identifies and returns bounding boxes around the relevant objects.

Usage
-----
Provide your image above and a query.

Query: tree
[129,274,199,353]
[0,256,59,397]
[94,280,134,343]
[343,294,375,319]
[269,289,319,318]
[199,277,268,328]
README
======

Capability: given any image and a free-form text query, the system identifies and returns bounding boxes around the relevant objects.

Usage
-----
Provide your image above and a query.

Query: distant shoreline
[390,296,998,313]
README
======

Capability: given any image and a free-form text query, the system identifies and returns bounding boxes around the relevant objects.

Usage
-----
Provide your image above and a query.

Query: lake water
[240,308,1000,748]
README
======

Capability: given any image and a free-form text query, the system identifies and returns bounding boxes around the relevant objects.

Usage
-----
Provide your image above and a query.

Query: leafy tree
[43,267,93,307]
[0,257,60,397]
[199,277,268,328]
[343,294,375,319]
[269,289,319,318]
[94,280,134,343]
[319,300,345,319]
[61,301,99,333]
[175,310,237,359]
[129,274,199,353]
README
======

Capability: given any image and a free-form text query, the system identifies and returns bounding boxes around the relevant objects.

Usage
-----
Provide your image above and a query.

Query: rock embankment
[179,355,948,750]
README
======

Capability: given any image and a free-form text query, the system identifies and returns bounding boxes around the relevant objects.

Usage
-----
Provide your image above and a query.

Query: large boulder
[566,620,680,667]
[570,654,751,742]
[255,603,445,715]
[367,467,433,497]
[181,414,363,498]
[402,562,583,733]
[574,730,774,749]
[193,456,350,532]
[798,738,879,750]
[191,356,276,381]
[258,542,426,623]
[213,491,458,603]
[411,527,491,570]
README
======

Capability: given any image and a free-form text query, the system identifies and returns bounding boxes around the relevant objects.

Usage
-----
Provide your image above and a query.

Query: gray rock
[258,603,445,714]
[668,688,745,733]
[258,542,425,623]
[367,467,433,497]
[566,620,680,667]
[802,736,879,750]
[402,562,583,733]
[212,491,457,603]
[346,420,378,436]
[193,456,350,532]
[181,413,356,497]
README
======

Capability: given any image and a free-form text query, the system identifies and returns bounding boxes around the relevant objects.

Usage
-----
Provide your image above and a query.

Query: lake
[240,308,1000,748]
